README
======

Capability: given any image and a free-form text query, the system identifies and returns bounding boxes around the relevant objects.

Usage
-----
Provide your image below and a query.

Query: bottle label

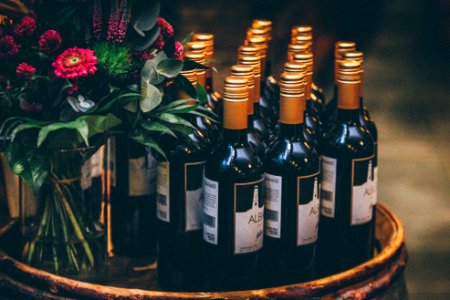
[129,152,157,197]
[297,174,321,246]
[107,137,116,187]
[203,177,219,245]
[351,157,375,225]
[156,161,170,222]
[185,162,206,231]
[234,179,264,255]
[264,173,282,238]
[90,147,104,178]
[80,159,92,191]
[321,156,337,218]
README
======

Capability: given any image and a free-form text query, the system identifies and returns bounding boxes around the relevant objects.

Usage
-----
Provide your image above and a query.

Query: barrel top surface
[0,202,407,299]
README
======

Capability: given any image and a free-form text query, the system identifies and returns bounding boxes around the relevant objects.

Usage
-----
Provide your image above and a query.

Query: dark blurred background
[162,0,450,299]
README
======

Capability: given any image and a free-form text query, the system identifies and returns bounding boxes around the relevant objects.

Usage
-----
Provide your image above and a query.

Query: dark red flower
[174,41,183,60]
[154,34,164,50]
[21,102,43,113]
[6,84,13,91]
[141,52,154,61]
[0,35,20,59]
[156,17,174,38]
[13,16,37,37]
[67,83,79,95]
[16,63,36,80]
[52,48,97,79]
[38,30,62,54]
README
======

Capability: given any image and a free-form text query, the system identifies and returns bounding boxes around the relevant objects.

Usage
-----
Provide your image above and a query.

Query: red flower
[13,16,37,37]
[67,83,79,95]
[174,41,183,60]
[21,102,43,113]
[52,48,97,79]
[154,34,164,50]
[141,52,154,61]
[38,30,62,54]
[0,35,20,59]
[156,17,174,38]
[16,63,36,80]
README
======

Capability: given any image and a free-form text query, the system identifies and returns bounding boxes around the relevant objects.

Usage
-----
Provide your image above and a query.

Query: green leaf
[37,120,89,147]
[141,51,168,82]
[124,100,139,113]
[165,123,195,136]
[140,120,177,138]
[156,99,195,112]
[79,114,122,138]
[159,113,195,129]
[130,134,166,159]
[182,60,208,71]
[157,59,184,78]
[6,132,49,193]
[167,104,197,114]
[140,82,162,113]
[11,123,42,141]
[177,74,196,98]
[182,32,194,46]
[196,84,208,104]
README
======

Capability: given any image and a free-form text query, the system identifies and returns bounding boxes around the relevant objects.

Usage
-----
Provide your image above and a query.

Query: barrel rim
[0,202,407,299]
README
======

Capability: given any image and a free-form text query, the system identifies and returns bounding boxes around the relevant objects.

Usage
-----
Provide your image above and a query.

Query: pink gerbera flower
[0,35,20,59]
[16,63,36,80]
[13,16,37,37]
[156,17,174,38]
[174,41,183,60]
[52,48,97,79]
[38,30,62,54]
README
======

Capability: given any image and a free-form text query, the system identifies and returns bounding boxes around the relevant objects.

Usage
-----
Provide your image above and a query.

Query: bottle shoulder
[323,123,374,158]
[159,134,208,162]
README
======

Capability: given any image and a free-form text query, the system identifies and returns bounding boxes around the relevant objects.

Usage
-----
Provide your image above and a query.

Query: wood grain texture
[0,202,407,299]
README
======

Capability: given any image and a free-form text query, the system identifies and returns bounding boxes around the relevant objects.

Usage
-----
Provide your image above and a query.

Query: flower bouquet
[0,0,212,278]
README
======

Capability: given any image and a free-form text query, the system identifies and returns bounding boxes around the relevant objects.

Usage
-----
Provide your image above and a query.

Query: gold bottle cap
[252,19,273,40]
[223,76,249,130]
[291,25,313,38]
[334,41,356,59]
[292,34,313,45]
[279,72,306,124]
[245,36,268,55]
[287,43,310,61]
[186,41,207,54]
[284,62,308,74]
[192,33,214,56]
[231,65,255,116]
[238,45,260,59]
[292,53,313,73]
[342,51,364,70]
[180,69,198,86]
[183,51,206,65]
[238,55,261,103]
[247,27,270,40]
[337,59,362,83]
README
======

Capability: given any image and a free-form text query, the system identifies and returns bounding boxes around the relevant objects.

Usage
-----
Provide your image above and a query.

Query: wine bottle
[156,69,208,291]
[292,53,323,145]
[291,25,325,110]
[237,54,270,144]
[109,136,157,262]
[323,41,356,127]
[203,76,264,291]
[184,51,220,145]
[231,64,266,159]
[317,60,375,275]
[262,72,320,286]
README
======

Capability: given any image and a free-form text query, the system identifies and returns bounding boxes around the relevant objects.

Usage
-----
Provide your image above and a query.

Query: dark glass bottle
[231,64,266,159]
[203,76,264,291]
[155,70,208,291]
[317,60,375,276]
[262,72,320,286]
[109,136,157,262]
[323,41,356,129]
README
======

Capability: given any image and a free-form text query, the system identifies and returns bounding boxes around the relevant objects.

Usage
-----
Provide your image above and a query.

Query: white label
[156,161,170,222]
[372,167,378,206]
[185,162,205,231]
[297,177,320,246]
[351,159,375,225]
[203,177,219,245]
[90,147,104,178]
[80,159,92,190]
[264,173,282,238]
[107,138,116,187]
[235,184,264,254]
[129,152,156,196]
[321,156,337,218]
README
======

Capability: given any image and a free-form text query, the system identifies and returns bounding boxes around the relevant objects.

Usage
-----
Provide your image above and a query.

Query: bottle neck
[337,81,361,110]
[305,72,313,100]
[248,113,255,129]
[279,94,305,125]
[337,108,361,123]
[279,123,304,139]
[223,129,248,144]
[206,76,214,93]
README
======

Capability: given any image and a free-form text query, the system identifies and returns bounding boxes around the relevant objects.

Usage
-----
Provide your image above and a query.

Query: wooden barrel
[0,202,407,299]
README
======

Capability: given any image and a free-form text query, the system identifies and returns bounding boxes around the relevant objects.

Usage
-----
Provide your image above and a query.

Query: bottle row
[105,19,379,292]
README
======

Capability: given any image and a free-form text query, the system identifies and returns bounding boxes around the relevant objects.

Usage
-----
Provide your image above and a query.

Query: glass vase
[21,147,106,282]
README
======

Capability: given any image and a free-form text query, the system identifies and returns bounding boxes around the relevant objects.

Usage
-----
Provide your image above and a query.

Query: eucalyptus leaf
[6,132,49,193]
[157,59,184,79]
[128,26,161,52]
[130,0,160,32]
[140,82,162,113]
[124,100,139,113]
